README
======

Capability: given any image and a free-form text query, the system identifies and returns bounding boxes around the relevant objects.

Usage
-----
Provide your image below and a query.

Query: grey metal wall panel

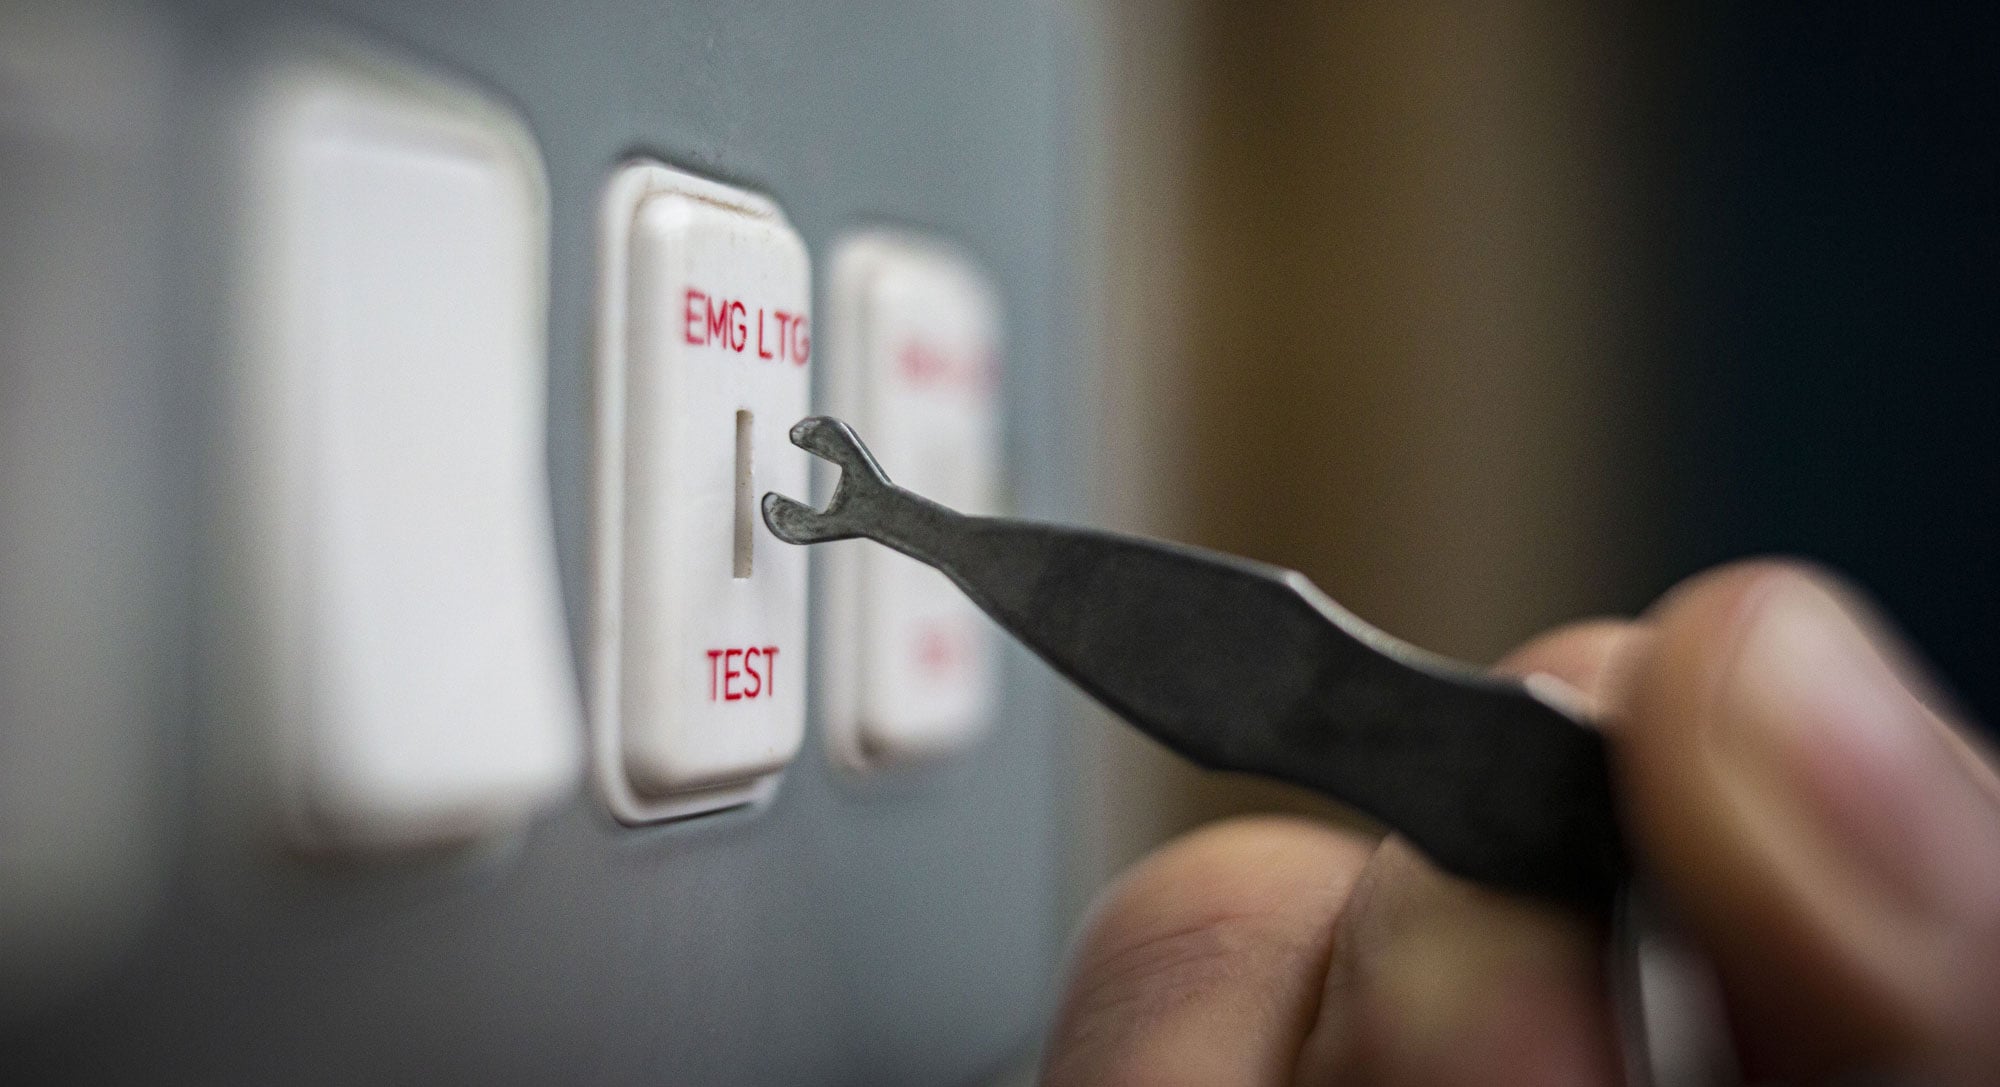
[1,1,1090,1083]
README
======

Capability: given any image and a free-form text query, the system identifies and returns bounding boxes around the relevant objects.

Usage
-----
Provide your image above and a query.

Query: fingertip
[1612,559,2000,1079]
[1614,559,1797,810]
[1614,558,1856,833]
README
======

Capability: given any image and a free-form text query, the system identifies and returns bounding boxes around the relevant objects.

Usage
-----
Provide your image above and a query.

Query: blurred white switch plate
[822,233,1003,769]
[231,54,582,851]
[589,161,811,822]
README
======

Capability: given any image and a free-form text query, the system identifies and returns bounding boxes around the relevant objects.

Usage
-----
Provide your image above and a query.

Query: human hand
[1041,561,2000,1086]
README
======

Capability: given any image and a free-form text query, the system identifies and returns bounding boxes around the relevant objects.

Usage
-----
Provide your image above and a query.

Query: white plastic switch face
[232,55,581,851]
[823,234,1003,769]
[590,162,811,822]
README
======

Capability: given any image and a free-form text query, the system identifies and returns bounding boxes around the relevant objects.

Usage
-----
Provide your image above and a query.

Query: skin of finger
[1612,560,2000,1080]
[1291,620,1637,1087]
[1496,618,1642,709]
[1041,816,1377,1087]
[1295,840,1625,1087]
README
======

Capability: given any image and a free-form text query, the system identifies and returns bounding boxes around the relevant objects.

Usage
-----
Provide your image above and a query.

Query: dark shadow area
[1651,3,1998,725]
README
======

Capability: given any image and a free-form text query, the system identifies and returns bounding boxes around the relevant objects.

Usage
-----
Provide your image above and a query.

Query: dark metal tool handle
[766,416,1628,910]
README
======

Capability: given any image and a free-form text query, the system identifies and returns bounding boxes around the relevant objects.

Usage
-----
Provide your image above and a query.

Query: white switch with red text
[823,234,1003,769]
[590,162,810,822]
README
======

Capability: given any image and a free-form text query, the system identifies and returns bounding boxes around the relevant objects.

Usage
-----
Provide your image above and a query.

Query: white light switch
[589,162,812,822]
[232,54,581,851]
[823,233,1003,769]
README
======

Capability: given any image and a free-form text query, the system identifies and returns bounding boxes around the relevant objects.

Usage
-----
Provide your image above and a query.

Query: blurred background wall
[1075,0,1997,883]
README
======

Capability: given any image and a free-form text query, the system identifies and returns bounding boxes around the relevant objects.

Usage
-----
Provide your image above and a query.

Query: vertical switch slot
[733,409,754,580]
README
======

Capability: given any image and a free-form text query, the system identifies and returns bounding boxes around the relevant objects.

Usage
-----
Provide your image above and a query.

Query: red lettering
[699,292,724,346]
[707,645,783,700]
[916,623,970,678]
[723,301,745,352]
[756,309,775,359]
[685,289,707,345]
[683,292,807,364]
[896,339,991,390]
[773,311,804,366]
[722,648,744,700]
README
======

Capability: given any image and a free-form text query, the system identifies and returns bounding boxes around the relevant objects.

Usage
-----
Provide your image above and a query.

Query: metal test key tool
[764,415,1742,1087]
[764,415,1623,905]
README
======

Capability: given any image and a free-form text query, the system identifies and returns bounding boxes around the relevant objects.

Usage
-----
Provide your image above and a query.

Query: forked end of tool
[762,491,848,544]
[760,416,893,545]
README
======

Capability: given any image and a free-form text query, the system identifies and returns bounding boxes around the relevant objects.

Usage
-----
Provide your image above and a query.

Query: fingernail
[1710,574,2000,924]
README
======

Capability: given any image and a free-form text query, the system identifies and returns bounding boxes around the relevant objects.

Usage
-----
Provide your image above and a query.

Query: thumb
[1614,562,2000,1084]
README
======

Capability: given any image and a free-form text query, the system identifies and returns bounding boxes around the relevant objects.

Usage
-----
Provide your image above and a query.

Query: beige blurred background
[1071,0,1671,889]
